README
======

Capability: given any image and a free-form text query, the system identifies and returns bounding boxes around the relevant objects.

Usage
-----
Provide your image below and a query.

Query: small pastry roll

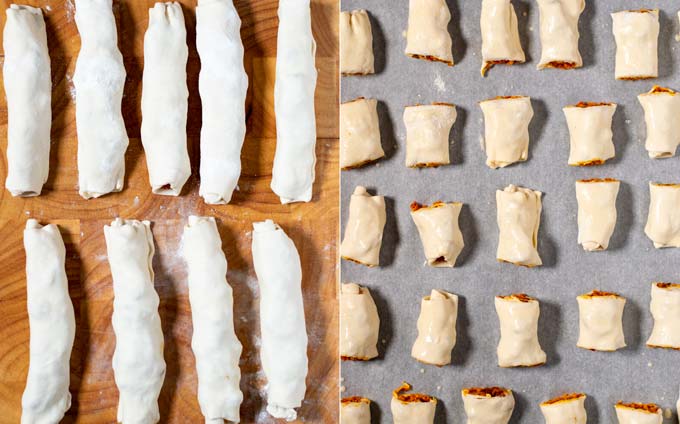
[615,402,663,424]
[644,183,680,248]
[410,201,464,267]
[540,393,587,424]
[404,103,456,168]
[480,0,525,76]
[611,9,659,80]
[496,185,542,267]
[461,387,515,424]
[495,294,546,367]
[3,5,51,197]
[576,291,626,351]
[411,289,458,366]
[563,102,617,166]
[638,86,680,158]
[341,397,371,424]
[340,10,374,75]
[575,178,620,251]
[340,98,384,170]
[340,186,386,267]
[21,220,75,423]
[340,283,380,361]
[390,382,437,424]
[536,0,585,70]
[405,0,453,66]
[646,282,680,349]
[480,96,534,169]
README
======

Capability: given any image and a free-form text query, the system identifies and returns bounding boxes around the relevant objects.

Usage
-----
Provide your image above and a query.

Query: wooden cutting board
[0,0,338,422]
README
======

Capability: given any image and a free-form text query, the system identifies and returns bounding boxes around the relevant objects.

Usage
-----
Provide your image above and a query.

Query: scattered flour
[433,73,446,93]
[65,0,75,23]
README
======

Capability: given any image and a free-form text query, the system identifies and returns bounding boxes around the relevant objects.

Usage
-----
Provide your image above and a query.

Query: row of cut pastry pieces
[340,86,680,171]
[341,384,679,424]
[20,217,307,423]
[341,284,680,367]
[3,0,316,204]
[342,2,671,79]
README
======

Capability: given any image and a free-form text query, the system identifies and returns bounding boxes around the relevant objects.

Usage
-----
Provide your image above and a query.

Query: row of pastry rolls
[20,217,308,423]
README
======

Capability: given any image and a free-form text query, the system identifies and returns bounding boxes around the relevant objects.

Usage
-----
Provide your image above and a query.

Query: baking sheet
[340,1,680,422]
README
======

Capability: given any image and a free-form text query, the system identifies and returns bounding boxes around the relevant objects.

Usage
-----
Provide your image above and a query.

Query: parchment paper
[341,1,680,422]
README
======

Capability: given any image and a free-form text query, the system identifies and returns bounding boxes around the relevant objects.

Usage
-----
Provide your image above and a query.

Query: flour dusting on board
[65,0,75,22]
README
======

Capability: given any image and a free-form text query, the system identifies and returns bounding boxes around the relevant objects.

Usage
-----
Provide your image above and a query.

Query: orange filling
[571,101,613,108]
[543,393,585,405]
[499,293,534,303]
[578,178,618,183]
[656,282,680,289]
[580,290,621,299]
[463,387,509,397]
[410,201,446,212]
[393,382,434,403]
[543,61,578,69]
[341,396,370,405]
[616,402,660,414]
[407,53,453,66]
[649,86,676,95]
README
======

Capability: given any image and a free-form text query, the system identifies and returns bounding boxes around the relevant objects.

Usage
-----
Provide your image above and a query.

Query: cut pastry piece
[577,290,626,351]
[411,289,458,366]
[404,103,456,168]
[405,0,453,66]
[340,283,380,361]
[340,98,384,170]
[536,0,585,69]
[540,393,587,424]
[340,10,374,75]
[3,5,51,197]
[391,382,437,424]
[271,0,317,204]
[644,183,680,248]
[461,387,515,424]
[496,185,542,267]
[495,294,546,367]
[341,397,371,424]
[340,186,386,267]
[615,402,663,424]
[646,282,680,349]
[410,201,464,267]
[575,178,620,251]
[563,102,617,166]
[21,220,75,424]
[252,219,308,421]
[638,86,680,158]
[611,9,659,80]
[480,96,533,169]
[480,0,525,76]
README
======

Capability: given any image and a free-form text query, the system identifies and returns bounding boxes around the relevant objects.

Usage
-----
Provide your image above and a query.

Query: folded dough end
[266,404,297,422]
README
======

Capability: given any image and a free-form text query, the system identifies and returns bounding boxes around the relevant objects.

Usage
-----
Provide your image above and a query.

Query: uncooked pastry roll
[540,393,587,424]
[340,186,386,267]
[3,5,51,197]
[638,86,680,158]
[480,0,525,76]
[410,201,464,267]
[21,220,75,423]
[271,0,317,204]
[644,183,680,248]
[495,294,546,367]
[340,10,374,75]
[404,103,456,168]
[341,397,371,424]
[252,219,307,421]
[536,0,584,70]
[564,102,617,166]
[104,219,166,423]
[575,178,620,251]
[576,290,626,351]
[391,382,436,424]
[183,216,243,423]
[340,98,384,170]
[340,283,380,361]
[74,0,129,199]
[480,96,534,169]
[496,185,542,267]
[411,289,458,366]
[615,402,663,424]
[461,387,515,424]
[611,9,659,80]
[196,0,248,205]
[405,0,453,65]
[646,282,680,349]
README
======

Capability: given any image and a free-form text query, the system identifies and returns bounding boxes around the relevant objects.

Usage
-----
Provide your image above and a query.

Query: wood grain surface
[0,0,339,422]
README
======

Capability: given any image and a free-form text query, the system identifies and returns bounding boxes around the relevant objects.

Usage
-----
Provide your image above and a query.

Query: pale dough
[480,96,534,169]
[341,397,371,424]
[646,282,680,349]
[611,9,659,80]
[410,201,464,267]
[480,0,525,76]
[564,102,617,166]
[495,294,546,367]
[536,0,584,69]
[638,86,680,158]
[644,183,680,248]
[411,289,458,366]
[340,98,384,170]
[391,383,436,424]
[575,178,620,251]
[615,403,663,424]
[340,10,374,75]
[461,387,515,424]
[540,394,587,424]
[340,283,380,361]
[496,185,542,267]
[404,103,456,168]
[340,186,387,267]
[405,0,453,65]
[577,291,626,351]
